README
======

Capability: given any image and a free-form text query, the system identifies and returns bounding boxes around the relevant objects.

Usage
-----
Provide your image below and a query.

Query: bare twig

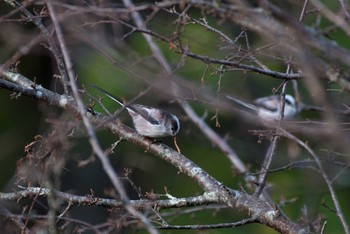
[121,0,247,175]
[254,65,290,198]
[0,186,218,209]
[45,1,158,233]
[4,0,69,93]
[310,0,350,34]
[279,128,350,234]
[182,51,301,80]
[0,69,310,233]
[3,0,349,233]
[0,206,29,234]
[158,217,258,230]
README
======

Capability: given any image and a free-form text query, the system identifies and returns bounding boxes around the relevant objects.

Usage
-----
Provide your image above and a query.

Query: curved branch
[45,2,159,233]
[0,67,309,234]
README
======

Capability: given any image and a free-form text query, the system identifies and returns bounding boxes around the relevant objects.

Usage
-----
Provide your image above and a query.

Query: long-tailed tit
[226,94,298,120]
[90,84,180,138]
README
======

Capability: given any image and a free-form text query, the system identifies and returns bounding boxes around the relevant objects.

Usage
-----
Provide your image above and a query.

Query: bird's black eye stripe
[285,98,292,105]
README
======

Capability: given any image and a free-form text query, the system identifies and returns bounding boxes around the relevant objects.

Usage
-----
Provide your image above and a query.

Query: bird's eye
[171,119,179,134]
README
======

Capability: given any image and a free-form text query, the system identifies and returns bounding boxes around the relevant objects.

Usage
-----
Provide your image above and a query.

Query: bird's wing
[130,104,160,125]
[254,95,280,112]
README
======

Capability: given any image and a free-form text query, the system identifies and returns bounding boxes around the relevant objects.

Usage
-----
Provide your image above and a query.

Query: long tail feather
[226,95,258,111]
[89,84,125,107]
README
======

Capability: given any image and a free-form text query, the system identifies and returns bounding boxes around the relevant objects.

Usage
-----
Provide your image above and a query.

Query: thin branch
[310,0,350,34]
[279,128,350,234]
[182,51,301,80]
[122,0,172,76]
[158,217,258,230]
[0,187,218,210]
[45,1,159,233]
[248,160,318,175]
[254,66,290,197]
[1,212,102,233]
[52,1,178,15]
[0,68,310,233]
[299,0,310,22]
[338,0,350,20]
[0,206,29,234]
[121,0,247,175]
[253,138,279,197]
[181,102,246,173]
[3,0,69,93]
[5,34,44,67]
[115,19,302,80]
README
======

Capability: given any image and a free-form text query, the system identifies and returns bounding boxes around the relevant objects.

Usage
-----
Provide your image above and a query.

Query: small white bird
[226,94,298,121]
[90,84,180,138]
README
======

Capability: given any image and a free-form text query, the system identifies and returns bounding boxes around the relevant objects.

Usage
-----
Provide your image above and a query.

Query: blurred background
[1,0,350,233]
